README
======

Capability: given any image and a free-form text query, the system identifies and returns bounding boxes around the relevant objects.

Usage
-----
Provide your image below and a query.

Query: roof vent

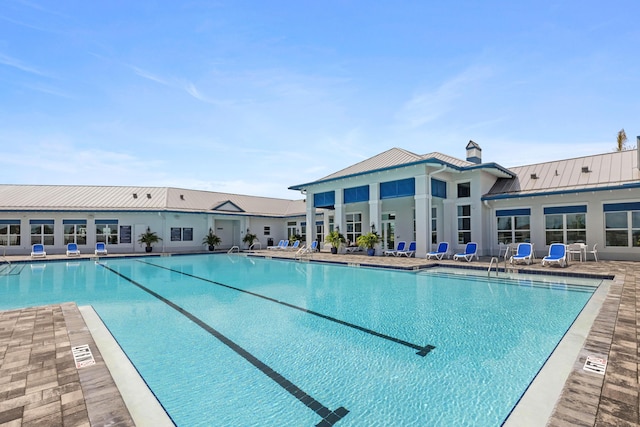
[180,194,185,200]
[132,193,138,199]
[465,140,482,164]
[581,166,591,173]
[146,193,152,199]
[530,173,538,179]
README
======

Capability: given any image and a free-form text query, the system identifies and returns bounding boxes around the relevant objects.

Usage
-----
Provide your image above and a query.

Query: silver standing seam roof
[288,147,514,191]
[0,185,307,217]
[484,150,640,200]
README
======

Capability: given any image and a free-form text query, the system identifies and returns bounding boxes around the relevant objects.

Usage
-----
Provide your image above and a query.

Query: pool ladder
[488,246,516,276]
[227,246,240,254]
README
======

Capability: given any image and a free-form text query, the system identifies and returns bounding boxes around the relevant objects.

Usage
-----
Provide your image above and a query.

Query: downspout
[427,165,448,249]
[484,199,492,258]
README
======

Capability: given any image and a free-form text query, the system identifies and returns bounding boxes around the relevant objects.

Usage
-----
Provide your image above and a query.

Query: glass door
[381,213,396,251]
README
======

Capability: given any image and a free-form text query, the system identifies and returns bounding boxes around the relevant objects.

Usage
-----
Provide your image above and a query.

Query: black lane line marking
[98,263,348,427]
[137,260,436,357]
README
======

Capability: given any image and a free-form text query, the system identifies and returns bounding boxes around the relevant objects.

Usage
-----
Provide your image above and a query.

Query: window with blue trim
[0,220,20,246]
[30,219,54,246]
[496,209,531,244]
[380,178,415,199]
[343,185,369,204]
[604,202,640,247]
[96,219,119,244]
[431,178,447,198]
[63,219,87,245]
[544,206,586,245]
[314,191,335,208]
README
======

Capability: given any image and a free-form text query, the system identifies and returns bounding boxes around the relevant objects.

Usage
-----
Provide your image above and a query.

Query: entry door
[381,213,396,251]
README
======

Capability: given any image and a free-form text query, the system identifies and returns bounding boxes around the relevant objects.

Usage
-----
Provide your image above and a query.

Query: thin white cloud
[396,65,494,129]
[0,52,49,77]
[130,66,169,85]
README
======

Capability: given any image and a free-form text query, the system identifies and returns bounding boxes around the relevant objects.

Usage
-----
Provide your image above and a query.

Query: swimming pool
[0,255,602,426]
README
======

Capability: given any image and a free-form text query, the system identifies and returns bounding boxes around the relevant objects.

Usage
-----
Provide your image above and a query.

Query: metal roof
[0,185,307,217]
[289,147,513,191]
[484,149,640,200]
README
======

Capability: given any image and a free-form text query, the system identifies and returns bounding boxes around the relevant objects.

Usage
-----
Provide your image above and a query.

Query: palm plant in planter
[203,229,222,251]
[357,231,380,256]
[325,230,346,254]
[138,227,162,253]
[242,232,258,249]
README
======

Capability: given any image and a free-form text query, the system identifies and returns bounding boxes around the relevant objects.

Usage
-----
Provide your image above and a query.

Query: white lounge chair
[383,241,405,256]
[66,243,81,257]
[426,242,449,260]
[31,244,46,258]
[95,242,108,255]
[397,241,416,257]
[510,243,532,265]
[541,243,567,267]
[453,242,478,262]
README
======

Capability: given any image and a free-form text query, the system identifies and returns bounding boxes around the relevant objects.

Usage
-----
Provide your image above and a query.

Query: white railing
[227,246,240,254]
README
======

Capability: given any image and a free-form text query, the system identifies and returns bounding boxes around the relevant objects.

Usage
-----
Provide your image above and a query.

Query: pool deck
[0,250,637,426]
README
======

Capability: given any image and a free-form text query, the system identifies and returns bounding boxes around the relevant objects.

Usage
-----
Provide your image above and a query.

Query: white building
[290,141,640,260]
[1,141,639,260]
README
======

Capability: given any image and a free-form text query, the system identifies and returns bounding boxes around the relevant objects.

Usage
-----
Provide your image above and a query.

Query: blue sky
[1,1,639,199]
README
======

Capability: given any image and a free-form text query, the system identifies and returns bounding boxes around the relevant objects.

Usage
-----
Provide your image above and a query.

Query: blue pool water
[0,255,600,426]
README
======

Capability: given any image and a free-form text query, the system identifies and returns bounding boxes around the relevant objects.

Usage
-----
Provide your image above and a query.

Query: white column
[306,195,315,244]
[334,189,344,233]
[414,174,428,258]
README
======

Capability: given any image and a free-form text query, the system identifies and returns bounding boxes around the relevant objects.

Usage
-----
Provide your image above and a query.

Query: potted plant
[203,229,222,251]
[325,230,345,254]
[242,232,258,249]
[357,231,381,256]
[138,227,162,253]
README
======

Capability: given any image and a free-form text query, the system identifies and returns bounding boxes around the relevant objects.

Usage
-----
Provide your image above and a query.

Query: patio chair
[95,242,108,255]
[31,244,46,258]
[510,243,533,265]
[383,241,406,256]
[397,241,416,257]
[426,242,449,260]
[541,243,567,267]
[453,242,478,262]
[267,240,285,250]
[587,243,598,262]
[66,243,81,257]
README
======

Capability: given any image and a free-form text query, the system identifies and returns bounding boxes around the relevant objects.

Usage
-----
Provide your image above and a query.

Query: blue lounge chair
[267,240,285,250]
[426,242,449,260]
[277,240,290,250]
[66,243,81,257]
[541,243,567,267]
[397,241,416,257]
[286,240,300,250]
[95,242,108,255]
[510,243,533,265]
[383,241,405,256]
[453,242,478,262]
[31,244,46,258]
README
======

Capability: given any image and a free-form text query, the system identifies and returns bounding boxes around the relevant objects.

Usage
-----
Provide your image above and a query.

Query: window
[544,206,586,245]
[604,203,640,247]
[30,219,54,245]
[171,227,194,241]
[328,216,334,233]
[0,220,20,246]
[287,221,297,239]
[316,222,324,243]
[63,220,87,245]
[300,223,307,242]
[263,226,271,236]
[431,207,437,244]
[96,220,119,244]
[345,213,362,244]
[496,209,531,244]
[457,182,471,198]
[457,205,471,244]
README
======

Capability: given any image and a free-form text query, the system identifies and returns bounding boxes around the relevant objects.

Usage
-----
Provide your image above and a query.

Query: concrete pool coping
[78,306,174,427]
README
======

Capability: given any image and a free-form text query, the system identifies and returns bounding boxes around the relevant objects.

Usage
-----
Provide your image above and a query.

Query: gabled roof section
[0,185,308,217]
[484,149,640,200]
[289,147,514,191]
[211,200,244,212]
